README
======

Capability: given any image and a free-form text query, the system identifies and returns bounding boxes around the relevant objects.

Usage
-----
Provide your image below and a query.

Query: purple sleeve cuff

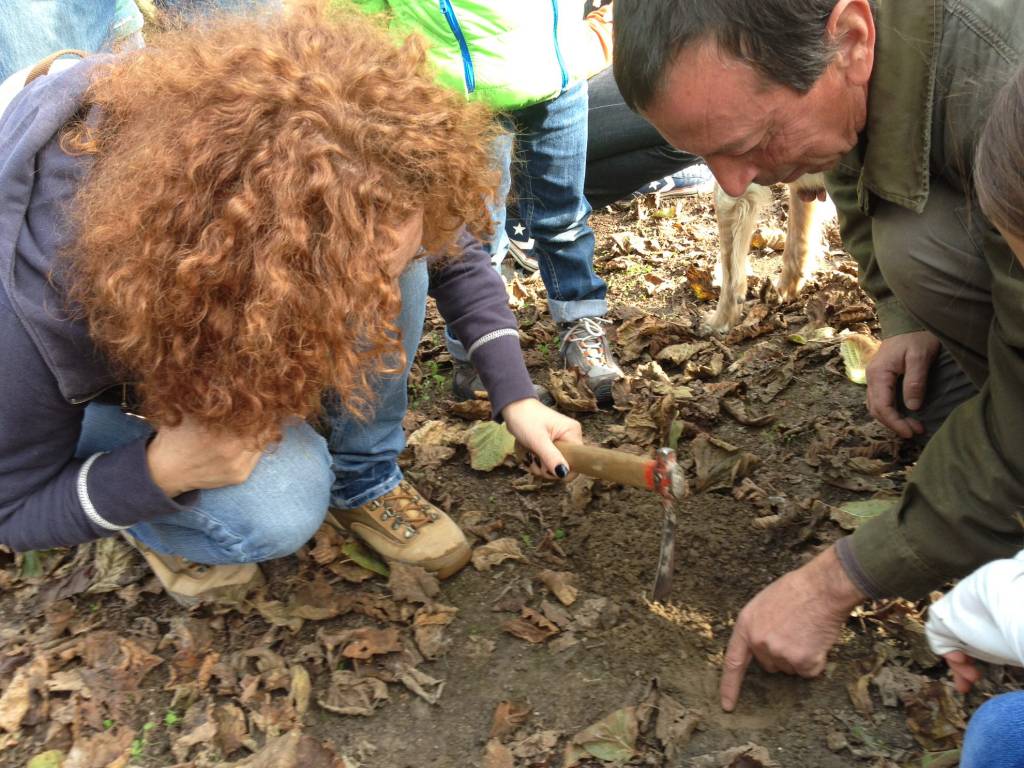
[85,436,193,527]
[469,333,537,419]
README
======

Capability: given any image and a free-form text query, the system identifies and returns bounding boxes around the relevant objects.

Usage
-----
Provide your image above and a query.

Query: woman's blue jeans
[447,81,605,361]
[0,1,144,81]
[961,691,1024,768]
[75,261,428,564]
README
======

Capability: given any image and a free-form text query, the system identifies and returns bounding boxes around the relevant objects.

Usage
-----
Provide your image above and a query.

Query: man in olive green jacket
[613,0,1024,710]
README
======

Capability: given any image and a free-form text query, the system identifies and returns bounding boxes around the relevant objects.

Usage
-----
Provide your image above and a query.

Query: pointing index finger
[720,626,753,712]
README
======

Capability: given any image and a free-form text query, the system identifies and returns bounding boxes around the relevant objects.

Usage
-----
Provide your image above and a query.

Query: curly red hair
[62,2,500,446]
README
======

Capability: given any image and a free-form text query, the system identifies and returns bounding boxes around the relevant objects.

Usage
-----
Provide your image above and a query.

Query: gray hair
[613,0,874,111]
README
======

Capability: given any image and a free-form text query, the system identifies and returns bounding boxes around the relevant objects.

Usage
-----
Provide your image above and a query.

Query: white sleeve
[925,550,1024,667]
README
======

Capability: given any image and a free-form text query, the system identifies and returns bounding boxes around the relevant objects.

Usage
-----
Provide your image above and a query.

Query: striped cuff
[467,327,519,359]
[77,453,130,531]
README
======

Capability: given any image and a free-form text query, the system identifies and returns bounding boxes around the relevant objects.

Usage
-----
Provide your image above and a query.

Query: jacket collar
[856,0,943,213]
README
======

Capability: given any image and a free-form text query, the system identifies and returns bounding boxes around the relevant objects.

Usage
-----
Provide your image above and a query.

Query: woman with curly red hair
[0,3,580,601]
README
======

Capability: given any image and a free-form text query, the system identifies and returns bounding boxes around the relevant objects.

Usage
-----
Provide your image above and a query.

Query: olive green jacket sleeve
[828,0,1024,599]
[843,230,1024,599]
[825,166,925,339]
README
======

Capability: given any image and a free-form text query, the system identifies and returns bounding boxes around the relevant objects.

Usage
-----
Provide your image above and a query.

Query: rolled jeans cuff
[548,298,608,326]
[331,462,403,510]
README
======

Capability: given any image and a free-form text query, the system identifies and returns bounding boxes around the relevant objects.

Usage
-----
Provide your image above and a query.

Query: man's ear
[828,0,875,86]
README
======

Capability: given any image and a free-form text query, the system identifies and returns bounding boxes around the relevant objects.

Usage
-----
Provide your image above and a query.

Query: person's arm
[0,300,190,551]
[926,551,1024,667]
[825,166,924,339]
[838,231,1024,600]
[429,230,582,477]
[827,165,939,439]
[428,230,535,418]
[581,4,614,80]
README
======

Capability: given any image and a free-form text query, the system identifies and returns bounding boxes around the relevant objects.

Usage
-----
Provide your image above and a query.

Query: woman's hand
[146,416,263,498]
[500,398,583,479]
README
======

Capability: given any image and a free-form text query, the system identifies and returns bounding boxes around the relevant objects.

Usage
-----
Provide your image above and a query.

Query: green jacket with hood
[349,0,589,111]
[826,0,1024,599]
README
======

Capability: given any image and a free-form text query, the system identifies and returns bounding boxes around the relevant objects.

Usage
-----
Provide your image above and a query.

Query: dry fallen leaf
[688,742,780,768]
[509,730,561,761]
[490,699,532,740]
[472,538,526,571]
[0,654,48,732]
[413,604,458,660]
[309,524,344,566]
[750,226,786,250]
[548,369,599,413]
[656,341,713,367]
[64,729,135,768]
[483,739,514,768]
[316,671,389,717]
[691,433,760,492]
[450,399,493,421]
[290,664,312,718]
[341,627,403,660]
[537,570,579,606]
[396,664,445,704]
[172,714,219,762]
[388,562,440,605]
[221,729,355,768]
[502,608,560,644]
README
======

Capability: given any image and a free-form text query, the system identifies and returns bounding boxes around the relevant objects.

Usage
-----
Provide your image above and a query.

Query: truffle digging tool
[517,441,688,602]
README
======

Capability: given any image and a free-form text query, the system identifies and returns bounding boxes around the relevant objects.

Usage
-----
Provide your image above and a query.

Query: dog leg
[778,173,826,301]
[706,182,770,333]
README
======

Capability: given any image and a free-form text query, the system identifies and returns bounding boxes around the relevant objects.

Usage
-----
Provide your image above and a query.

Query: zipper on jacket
[439,0,475,94]
[550,0,569,91]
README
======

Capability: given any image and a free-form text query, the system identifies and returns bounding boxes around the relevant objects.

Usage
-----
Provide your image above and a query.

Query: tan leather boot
[122,533,264,607]
[329,480,470,579]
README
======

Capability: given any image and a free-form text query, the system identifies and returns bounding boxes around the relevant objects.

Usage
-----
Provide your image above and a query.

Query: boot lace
[560,316,612,366]
[375,482,439,540]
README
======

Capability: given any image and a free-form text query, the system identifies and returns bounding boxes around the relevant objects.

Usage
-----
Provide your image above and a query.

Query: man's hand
[866,330,941,439]
[146,416,264,498]
[501,398,583,479]
[942,651,982,694]
[720,545,866,712]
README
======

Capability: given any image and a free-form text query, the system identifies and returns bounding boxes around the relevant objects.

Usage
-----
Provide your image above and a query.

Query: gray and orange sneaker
[329,480,471,579]
[559,316,624,406]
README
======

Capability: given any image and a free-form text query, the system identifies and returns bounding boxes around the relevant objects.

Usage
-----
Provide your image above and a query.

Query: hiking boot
[329,480,471,579]
[452,360,555,407]
[559,316,624,405]
[121,532,264,608]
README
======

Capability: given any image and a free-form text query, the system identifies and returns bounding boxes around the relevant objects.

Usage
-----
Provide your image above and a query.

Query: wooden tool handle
[553,441,653,491]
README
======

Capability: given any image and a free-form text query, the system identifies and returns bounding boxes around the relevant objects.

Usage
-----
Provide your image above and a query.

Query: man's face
[642,41,868,197]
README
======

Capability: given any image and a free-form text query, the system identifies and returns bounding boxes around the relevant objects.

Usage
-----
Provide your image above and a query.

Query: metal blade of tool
[650,447,678,602]
[518,440,685,602]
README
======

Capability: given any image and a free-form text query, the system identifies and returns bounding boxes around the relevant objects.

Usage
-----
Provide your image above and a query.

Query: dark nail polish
[555,464,569,479]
